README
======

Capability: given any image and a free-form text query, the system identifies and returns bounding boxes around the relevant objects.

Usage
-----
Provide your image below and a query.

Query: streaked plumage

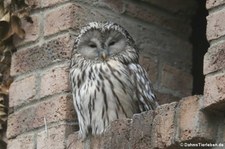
[70,22,158,139]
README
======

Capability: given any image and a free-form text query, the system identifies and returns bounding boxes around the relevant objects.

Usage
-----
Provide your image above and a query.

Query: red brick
[67,119,132,149]
[7,133,34,149]
[177,96,218,142]
[141,0,197,15]
[7,94,76,138]
[9,75,36,108]
[124,1,191,35]
[103,119,131,149]
[97,0,125,13]
[204,73,225,112]
[11,34,73,76]
[130,111,154,149]
[67,132,105,149]
[14,14,40,46]
[44,3,86,36]
[66,132,83,149]
[204,42,225,74]
[40,64,70,98]
[37,124,75,149]
[42,0,70,8]
[160,64,193,96]
[139,55,158,84]
[151,102,177,148]
[206,0,225,9]
[207,9,225,41]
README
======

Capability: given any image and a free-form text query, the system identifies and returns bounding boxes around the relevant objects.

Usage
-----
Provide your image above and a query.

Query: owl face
[75,22,137,62]
[77,29,126,60]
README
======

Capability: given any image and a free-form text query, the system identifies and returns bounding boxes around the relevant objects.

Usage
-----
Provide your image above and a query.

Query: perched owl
[70,22,158,139]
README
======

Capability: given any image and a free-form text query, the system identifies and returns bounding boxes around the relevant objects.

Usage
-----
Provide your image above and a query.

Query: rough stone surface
[130,111,154,149]
[66,132,83,149]
[160,64,193,97]
[204,41,225,74]
[177,96,218,142]
[11,34,73,76]
[204,72,225,112]
[44,3,86,36]
[7,94,76,138]
[14,15,40,46]
[9,75,36,108]
[103,119,132,149]
[206,0,225,9]
[37,124,75,149]
[207,9,225,41]
[7,133,34,149]
[97,0,125,13]
[42,0,70,7]
[40,64,70,98]
[124,1,190,35]
[141,0,197,15]
[152,102,177,148]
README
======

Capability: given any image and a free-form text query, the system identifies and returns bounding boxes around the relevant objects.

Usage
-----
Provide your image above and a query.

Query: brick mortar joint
[207,3,225,15]
[9,92,72,114]
[7,120,78,140]
[208,35,225,47]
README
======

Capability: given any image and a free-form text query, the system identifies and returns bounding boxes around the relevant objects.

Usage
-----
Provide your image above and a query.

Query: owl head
[73,22,139,64]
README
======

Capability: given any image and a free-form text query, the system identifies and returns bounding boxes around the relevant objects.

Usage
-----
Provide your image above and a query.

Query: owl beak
[101,52,108,61]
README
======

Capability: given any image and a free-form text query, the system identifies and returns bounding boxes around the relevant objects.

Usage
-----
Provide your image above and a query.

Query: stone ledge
[66,96,221,149]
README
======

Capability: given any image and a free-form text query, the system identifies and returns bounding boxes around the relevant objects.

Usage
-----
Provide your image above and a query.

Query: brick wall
[6,0,225,149]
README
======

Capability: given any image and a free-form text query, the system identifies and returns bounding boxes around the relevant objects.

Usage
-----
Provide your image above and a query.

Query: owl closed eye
[77,29,127,60]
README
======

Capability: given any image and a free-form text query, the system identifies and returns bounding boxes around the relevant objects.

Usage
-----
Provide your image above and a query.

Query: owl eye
[89,43,97,48]
[108,41,116,46]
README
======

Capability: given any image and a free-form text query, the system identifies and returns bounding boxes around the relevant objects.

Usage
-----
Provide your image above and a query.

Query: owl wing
[128,63,158,112]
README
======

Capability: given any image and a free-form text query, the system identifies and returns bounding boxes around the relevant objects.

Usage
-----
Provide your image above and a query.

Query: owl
[70,22,158,139]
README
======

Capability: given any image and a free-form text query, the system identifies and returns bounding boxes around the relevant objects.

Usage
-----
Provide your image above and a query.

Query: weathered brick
[67,119,132,149]
[177,96,218,142]
[37,124,75,149]
[139,55,158,83]
[207,9,225,41]
[204,72,225,112]
[14,15,40,46]
[151,102,177,148]
[206,0,225,9]
[160,64,193,96]
[141,0,196,15]
[44,3,86,36]
[130,111,154,149]
[7,94,76,138]
[204,41,225,74]
[42,0,70,8]
[7,133,34,149]
[11,34,73,76]
[97,0,125,13]
[124,1,191,35]
[9,75,36,108]
[40,64,70,98]
[66,132,83,149]
[103,119,131,149]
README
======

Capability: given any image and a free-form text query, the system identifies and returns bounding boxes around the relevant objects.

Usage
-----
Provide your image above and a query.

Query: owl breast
[70,60,139,138]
